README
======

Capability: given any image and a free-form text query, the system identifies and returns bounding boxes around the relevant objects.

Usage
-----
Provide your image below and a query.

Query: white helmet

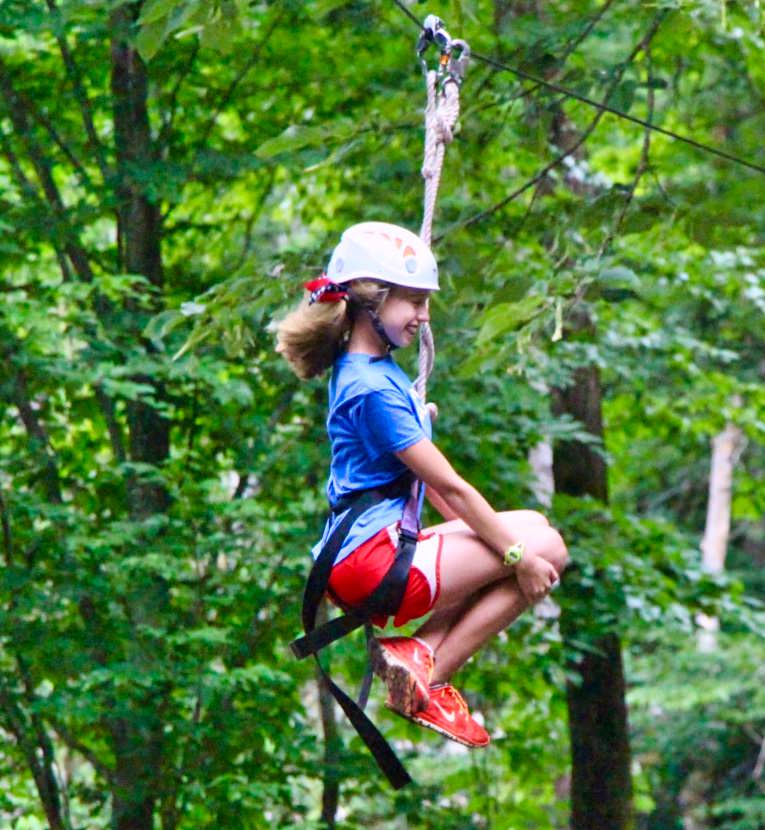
[326,222,439,291]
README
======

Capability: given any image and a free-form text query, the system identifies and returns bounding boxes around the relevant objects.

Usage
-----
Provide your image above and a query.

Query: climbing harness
[415,15,470,399]
[290,15,469,791]
[290,474,419,788]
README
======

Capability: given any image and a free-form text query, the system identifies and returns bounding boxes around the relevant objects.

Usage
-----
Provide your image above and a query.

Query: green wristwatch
[503,541,525,566]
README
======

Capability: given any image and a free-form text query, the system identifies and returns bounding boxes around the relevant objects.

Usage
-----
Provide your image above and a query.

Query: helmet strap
[367,308,398,352]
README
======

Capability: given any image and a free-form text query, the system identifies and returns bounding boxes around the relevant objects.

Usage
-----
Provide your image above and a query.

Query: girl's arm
[397,438,519,554]
[424,484,459,522]
[396,437,559,598]
[422,402,458,519]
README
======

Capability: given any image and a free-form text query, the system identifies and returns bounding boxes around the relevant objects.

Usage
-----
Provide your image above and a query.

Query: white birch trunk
[529,440,554,509]
[697,420,745,651]
[529,439,560,619]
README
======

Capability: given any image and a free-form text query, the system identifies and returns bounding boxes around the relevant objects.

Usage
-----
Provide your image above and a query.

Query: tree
[1,1,764,827]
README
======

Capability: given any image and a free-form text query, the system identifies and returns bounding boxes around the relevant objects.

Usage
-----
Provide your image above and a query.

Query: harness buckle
[397,527,419,548]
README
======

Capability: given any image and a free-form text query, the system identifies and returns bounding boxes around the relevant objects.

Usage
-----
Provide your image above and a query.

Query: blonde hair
[275,279,390,379]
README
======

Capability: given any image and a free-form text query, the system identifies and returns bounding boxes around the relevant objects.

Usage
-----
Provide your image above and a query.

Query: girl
[277,222,567,748]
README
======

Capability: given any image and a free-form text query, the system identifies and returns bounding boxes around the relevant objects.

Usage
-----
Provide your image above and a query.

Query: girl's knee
[500,513,567,575]
[542,527,568,575]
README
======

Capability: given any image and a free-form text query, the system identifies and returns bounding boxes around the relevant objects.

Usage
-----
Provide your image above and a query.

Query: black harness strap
[290,476,418,789]
[356,624,375,710]
[291,525,417,659]
[292,477,414,658]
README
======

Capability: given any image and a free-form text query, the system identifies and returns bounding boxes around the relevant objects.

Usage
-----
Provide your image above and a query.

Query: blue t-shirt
[312,352,432,564]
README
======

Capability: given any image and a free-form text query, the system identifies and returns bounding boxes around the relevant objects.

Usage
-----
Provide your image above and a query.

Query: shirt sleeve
[352,388,427,460]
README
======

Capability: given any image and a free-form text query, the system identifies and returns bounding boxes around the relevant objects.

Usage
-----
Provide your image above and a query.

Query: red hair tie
[304,275,348,305]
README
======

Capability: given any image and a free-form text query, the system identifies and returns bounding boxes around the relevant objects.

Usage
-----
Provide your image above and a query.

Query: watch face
[504,544,523,566]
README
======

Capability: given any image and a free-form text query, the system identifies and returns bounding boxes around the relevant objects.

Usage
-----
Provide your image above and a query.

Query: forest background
[0,0,764,828]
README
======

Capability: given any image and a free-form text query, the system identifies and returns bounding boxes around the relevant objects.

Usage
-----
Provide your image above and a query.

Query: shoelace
[422,653,435,678]
[439,684,470,716]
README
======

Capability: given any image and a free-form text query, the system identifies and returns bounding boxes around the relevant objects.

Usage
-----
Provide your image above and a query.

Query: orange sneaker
[369,636,434,716]
[411,683,490,748]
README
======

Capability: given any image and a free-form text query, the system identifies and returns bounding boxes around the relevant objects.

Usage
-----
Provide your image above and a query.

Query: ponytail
[275,279,389,379]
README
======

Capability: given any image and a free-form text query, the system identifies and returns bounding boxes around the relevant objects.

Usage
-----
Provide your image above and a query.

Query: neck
[347,316,388,357]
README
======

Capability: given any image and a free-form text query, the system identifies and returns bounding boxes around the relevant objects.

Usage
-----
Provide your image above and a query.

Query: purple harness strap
[400,480,421,539]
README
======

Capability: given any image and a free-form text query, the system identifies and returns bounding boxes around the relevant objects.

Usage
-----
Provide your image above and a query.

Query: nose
[417,301,430,322]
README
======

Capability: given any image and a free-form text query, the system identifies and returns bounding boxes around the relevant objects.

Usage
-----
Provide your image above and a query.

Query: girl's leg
[414,511,567,683]
[412,509,552,651]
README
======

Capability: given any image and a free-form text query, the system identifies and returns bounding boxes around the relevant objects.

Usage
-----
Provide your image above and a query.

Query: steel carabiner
[416,13,470,87]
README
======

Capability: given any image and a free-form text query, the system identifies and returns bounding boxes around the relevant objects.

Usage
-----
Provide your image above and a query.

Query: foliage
[0,0,764,828]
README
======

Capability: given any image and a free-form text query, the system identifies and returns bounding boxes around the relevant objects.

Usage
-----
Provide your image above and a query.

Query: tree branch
[157,41,200,151]
[226,168,277,274]
[49,717,115,783]
[0,680,67,830]
[0,134,76,282]
[8,365,63,505]
[45,0,110,183]
[95,383,127,463]
[497,0,619,105]
[0,488,14,567]
[442,12,667,239]
[0,56,95,283]
[598,41,656,256]
[19,88,93,187]
[196,10,284,148]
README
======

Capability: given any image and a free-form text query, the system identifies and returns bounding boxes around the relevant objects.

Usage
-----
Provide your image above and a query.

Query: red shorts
[328,523,443,628]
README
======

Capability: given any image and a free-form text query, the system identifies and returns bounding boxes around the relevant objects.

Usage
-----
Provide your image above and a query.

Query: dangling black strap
[316,661,411,789]
[356,625,376,710]
[290,475,419,789]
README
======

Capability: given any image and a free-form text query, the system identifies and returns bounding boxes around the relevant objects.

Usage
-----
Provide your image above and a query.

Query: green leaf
[199,13,243,53]
[476,295,547,345]
[255,120,356,160]
[608,80,637,113]
[135,18,169,62]
[138,0,179,26]
[143,309,187,345]
[255,125,329,159]
[552,296,564,341]
[598,265,640,289]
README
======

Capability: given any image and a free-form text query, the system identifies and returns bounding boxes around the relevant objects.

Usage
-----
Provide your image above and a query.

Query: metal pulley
[416,13,470,86]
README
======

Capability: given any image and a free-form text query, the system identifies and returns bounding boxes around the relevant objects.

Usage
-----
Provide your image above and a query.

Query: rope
[420,72,461,246]
[415,62,464,399]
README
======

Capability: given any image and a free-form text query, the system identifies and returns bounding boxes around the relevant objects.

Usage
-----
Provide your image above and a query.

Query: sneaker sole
[384,701,491,748]
[368,638,429,716]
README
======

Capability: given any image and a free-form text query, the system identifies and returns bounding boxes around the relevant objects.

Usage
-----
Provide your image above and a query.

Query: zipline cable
[391,0,765,177]
[470,49,765,176]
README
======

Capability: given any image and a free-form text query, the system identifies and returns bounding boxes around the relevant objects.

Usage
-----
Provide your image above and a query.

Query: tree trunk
[108,6,170,829]
[110,3,169,520]
[529,437,560,622]
[563,631,632,829]
[529,439,554,508]
[0,685,68,830]
[697,418,744,651]
[112,719,161,830]
[553,357,633,830]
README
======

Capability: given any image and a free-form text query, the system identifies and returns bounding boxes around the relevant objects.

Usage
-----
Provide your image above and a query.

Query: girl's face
[378,287,431,348]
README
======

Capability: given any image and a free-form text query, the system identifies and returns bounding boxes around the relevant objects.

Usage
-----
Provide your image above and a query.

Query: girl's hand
[426,402,439,421]
[515,553,559,604]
